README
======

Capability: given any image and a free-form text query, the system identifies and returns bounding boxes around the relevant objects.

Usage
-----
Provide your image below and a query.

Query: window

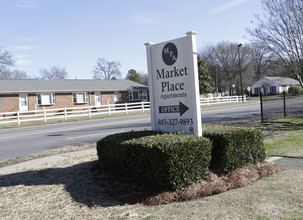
[0,95,2,106]
[73,92,88,104]
[37,93,55,105]
[129,91,140,101]
[254,87,260,95]
[270,86,276,93]
[141,91,148,101]
[112,92,122,102]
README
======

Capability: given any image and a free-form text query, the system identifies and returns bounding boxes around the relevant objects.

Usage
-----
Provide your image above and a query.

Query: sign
[145,31,202,136]
[159,102,189,116]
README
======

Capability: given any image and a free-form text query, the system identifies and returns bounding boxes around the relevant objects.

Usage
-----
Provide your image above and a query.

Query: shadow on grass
[246,115,303,134]
[256,121,303,133]
[0,160,284,207]
[0,160,153,207]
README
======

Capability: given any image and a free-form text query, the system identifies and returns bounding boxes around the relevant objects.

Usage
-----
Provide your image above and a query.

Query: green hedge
[288,86,303,95]
[97,131,212,191]
[96,130,160,175]
[203,125,266,173]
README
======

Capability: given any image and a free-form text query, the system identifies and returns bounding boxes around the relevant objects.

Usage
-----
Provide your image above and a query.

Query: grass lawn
[248,115,303,157]
[140,169,303,219]
[0,150,302,219]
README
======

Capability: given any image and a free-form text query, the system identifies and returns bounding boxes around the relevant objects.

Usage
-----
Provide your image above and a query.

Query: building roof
[0,79,148,94]
[263,77,300,86]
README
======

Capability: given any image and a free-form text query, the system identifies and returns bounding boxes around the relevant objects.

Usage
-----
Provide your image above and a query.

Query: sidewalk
[266,156,303,170]
[1,149,302,175]
[0,149,96,175]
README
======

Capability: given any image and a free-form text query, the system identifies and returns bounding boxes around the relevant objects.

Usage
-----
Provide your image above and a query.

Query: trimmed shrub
[203,125,266,173]
[288,86,303,95]
[97,131,212,191]
[97,130,160,175]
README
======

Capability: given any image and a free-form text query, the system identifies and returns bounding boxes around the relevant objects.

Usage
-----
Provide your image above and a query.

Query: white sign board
[145,31,202,136]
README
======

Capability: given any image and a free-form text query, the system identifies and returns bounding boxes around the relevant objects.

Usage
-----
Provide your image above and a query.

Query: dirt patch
[144,162,282,205]
[91,161,283,206]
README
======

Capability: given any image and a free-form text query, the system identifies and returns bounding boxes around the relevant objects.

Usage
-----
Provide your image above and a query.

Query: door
[19,94,28,111]
[94,92,101,106]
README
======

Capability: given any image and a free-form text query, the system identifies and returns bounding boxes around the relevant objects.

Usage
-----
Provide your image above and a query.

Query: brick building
[0,79,148,112]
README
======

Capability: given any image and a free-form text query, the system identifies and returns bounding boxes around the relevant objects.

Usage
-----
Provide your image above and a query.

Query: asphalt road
[0,103,261,162]
[201,102,260,124]
[0,115,151,162]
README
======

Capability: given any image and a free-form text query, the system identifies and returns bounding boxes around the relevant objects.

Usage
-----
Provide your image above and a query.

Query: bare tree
[0,47,15,78]
[92,58,122,80]
[261,82,271,95]
[248,0,303,87]
[40,66,68,80]
[10,70,29,79]
[200,45,224,93]
[249,43,272,80]
[266,57,289,76]
[139,72,149,86]
[213,42,251,94]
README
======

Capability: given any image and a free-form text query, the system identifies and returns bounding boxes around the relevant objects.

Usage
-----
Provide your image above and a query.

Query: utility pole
[238,44,244,102]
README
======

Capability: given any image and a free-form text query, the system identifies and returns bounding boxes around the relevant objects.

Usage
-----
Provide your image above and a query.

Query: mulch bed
[91,161,283,206]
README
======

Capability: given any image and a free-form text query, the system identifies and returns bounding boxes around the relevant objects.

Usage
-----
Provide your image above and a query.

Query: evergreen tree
[126,69,142,84]
[198,55,215,94]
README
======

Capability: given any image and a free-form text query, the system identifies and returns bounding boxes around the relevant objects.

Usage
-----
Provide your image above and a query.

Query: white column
[186,31,202,136]
[145,42,156,130]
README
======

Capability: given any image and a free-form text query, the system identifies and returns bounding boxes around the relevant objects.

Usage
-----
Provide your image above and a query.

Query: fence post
[142,102,145,112]
[108,102,111,116]
[283,91,286,117]
[236,96,239,103]
[43,107,47,122]
[64,107,67,120]
[207,98,209,105]
[125,103,128,114]
[260,92,264,123]
[17,111,20,125]
[88,105,92,118]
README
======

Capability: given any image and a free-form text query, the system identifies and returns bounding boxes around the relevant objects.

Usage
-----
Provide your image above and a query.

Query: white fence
[200,95,246,106]
[0,96,245,125]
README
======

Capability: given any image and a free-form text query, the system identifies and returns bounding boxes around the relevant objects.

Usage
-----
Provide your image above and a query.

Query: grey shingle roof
[264,77,300,85]
[0,79,148,94]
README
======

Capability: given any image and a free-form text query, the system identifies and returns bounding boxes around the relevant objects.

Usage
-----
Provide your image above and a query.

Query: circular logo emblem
[162,42,178,66]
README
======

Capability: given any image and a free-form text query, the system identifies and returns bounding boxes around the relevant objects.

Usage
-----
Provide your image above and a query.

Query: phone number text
[157,118,193,126]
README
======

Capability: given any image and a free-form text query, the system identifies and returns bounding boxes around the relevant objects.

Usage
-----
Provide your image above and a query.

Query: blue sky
[0,0,262,79]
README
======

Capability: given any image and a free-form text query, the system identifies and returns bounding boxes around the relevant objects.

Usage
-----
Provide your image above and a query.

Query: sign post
[145,31,202,136]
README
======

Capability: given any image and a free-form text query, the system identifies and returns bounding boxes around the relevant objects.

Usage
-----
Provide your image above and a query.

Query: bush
[203,125,266,173]
[288,86,303,95]
[96,130,160,175]
[97,131,212,191]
